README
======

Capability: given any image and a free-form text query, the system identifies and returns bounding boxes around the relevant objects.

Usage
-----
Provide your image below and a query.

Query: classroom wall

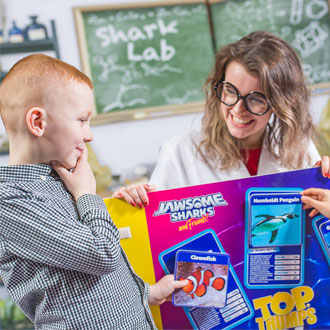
[1,0,329,184]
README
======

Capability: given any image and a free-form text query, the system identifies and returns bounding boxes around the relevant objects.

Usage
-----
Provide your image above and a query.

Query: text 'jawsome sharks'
[153,193,227,222]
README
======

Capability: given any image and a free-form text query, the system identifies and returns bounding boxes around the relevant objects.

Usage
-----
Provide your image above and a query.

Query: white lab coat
[149,130,320,190]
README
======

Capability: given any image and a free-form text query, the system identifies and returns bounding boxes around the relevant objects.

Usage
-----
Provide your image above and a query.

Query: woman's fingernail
[145,200,149,206]
[131,201,136,207]
[117,193,123,198]
[144,184,150,188]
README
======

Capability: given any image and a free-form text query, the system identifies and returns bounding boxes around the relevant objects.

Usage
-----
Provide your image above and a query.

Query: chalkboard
[210,0,330,93]
[74,0,330,124]
[73,1,214,124]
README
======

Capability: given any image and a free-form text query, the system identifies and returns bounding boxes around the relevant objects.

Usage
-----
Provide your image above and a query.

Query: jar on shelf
[0,29,4,43]
[25,15,48,41]
[8,21,25,43]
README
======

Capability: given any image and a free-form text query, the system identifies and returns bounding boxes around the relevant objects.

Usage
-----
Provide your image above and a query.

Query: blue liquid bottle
[8,21,25,43]
[0,29,4,43]
[25,16,48,41]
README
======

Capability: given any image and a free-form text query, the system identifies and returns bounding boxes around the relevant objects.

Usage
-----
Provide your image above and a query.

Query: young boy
[0,54,187,329]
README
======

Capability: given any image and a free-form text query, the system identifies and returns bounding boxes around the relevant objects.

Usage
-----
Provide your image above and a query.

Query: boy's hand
[112,184,156,208]
[149,274,188,306]
[51,147,96,201]
[301,188,330,218]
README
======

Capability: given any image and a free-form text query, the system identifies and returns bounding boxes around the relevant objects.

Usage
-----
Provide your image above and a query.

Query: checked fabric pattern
[0,164,156,329]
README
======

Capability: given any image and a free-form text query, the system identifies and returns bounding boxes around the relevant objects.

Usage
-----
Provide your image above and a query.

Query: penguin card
[173,250,230,308]
[312,216,330,268]
[245,188,304,288]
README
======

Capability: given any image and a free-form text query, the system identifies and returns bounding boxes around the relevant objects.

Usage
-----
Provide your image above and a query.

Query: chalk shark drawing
[252,213,299,244]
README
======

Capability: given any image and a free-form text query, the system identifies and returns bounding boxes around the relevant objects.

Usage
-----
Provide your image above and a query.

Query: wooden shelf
[1,39,56,54]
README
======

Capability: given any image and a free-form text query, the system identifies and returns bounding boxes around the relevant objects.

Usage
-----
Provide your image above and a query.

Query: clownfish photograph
[179,266,225,299]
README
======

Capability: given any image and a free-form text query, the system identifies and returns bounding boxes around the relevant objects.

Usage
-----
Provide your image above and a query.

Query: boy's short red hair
[0,54,93,132]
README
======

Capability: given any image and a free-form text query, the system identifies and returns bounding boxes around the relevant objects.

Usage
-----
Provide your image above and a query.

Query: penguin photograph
[250,204,302,247]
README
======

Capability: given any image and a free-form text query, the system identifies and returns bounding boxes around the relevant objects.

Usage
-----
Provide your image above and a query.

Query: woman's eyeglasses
[214,81,270,116]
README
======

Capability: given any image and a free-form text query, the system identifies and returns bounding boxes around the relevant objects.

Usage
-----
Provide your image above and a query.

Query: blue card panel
[245,188,304,289]
[312,216,330,268]
[159,229,254,330]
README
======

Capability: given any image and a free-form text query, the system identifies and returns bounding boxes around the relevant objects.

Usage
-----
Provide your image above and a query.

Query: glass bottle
[0,29,4,43]
[8,21,25,43]
[25,16,48,41]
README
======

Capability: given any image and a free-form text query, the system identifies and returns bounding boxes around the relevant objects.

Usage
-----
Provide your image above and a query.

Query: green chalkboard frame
[209,0,330,95]
[73,0,214,125]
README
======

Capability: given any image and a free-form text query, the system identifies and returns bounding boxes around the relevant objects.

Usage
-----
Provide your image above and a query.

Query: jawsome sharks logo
[153,193,227,222]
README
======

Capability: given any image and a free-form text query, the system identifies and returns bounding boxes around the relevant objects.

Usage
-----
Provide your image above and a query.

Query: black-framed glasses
[214,81,270,116]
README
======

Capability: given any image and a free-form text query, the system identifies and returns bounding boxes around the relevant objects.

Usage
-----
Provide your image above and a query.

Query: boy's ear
[26,107,46,137]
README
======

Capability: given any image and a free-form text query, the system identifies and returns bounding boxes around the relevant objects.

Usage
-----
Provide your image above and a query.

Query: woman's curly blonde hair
[197,31,315,170]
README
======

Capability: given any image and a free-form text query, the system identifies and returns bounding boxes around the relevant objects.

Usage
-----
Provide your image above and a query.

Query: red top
[240,147,262,176]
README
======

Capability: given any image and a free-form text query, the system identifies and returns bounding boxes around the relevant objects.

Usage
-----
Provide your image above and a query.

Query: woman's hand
[314,155,330,177]
[112,184,156,208]
[301,188,330,218]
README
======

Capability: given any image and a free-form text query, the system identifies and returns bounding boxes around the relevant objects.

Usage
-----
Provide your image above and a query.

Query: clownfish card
[173,250,230,308]
[245,188,304,289]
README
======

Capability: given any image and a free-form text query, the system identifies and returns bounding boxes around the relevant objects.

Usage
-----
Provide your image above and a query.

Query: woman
[114,31,328,207]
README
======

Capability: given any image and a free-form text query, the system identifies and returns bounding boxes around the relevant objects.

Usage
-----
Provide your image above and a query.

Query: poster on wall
[144,167,330,330]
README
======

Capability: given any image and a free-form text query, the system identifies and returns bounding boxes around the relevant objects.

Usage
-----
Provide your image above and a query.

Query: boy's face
[43,81,94,169]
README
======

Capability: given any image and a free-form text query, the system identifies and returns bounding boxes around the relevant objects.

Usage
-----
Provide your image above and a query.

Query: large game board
[141,167,330,329]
